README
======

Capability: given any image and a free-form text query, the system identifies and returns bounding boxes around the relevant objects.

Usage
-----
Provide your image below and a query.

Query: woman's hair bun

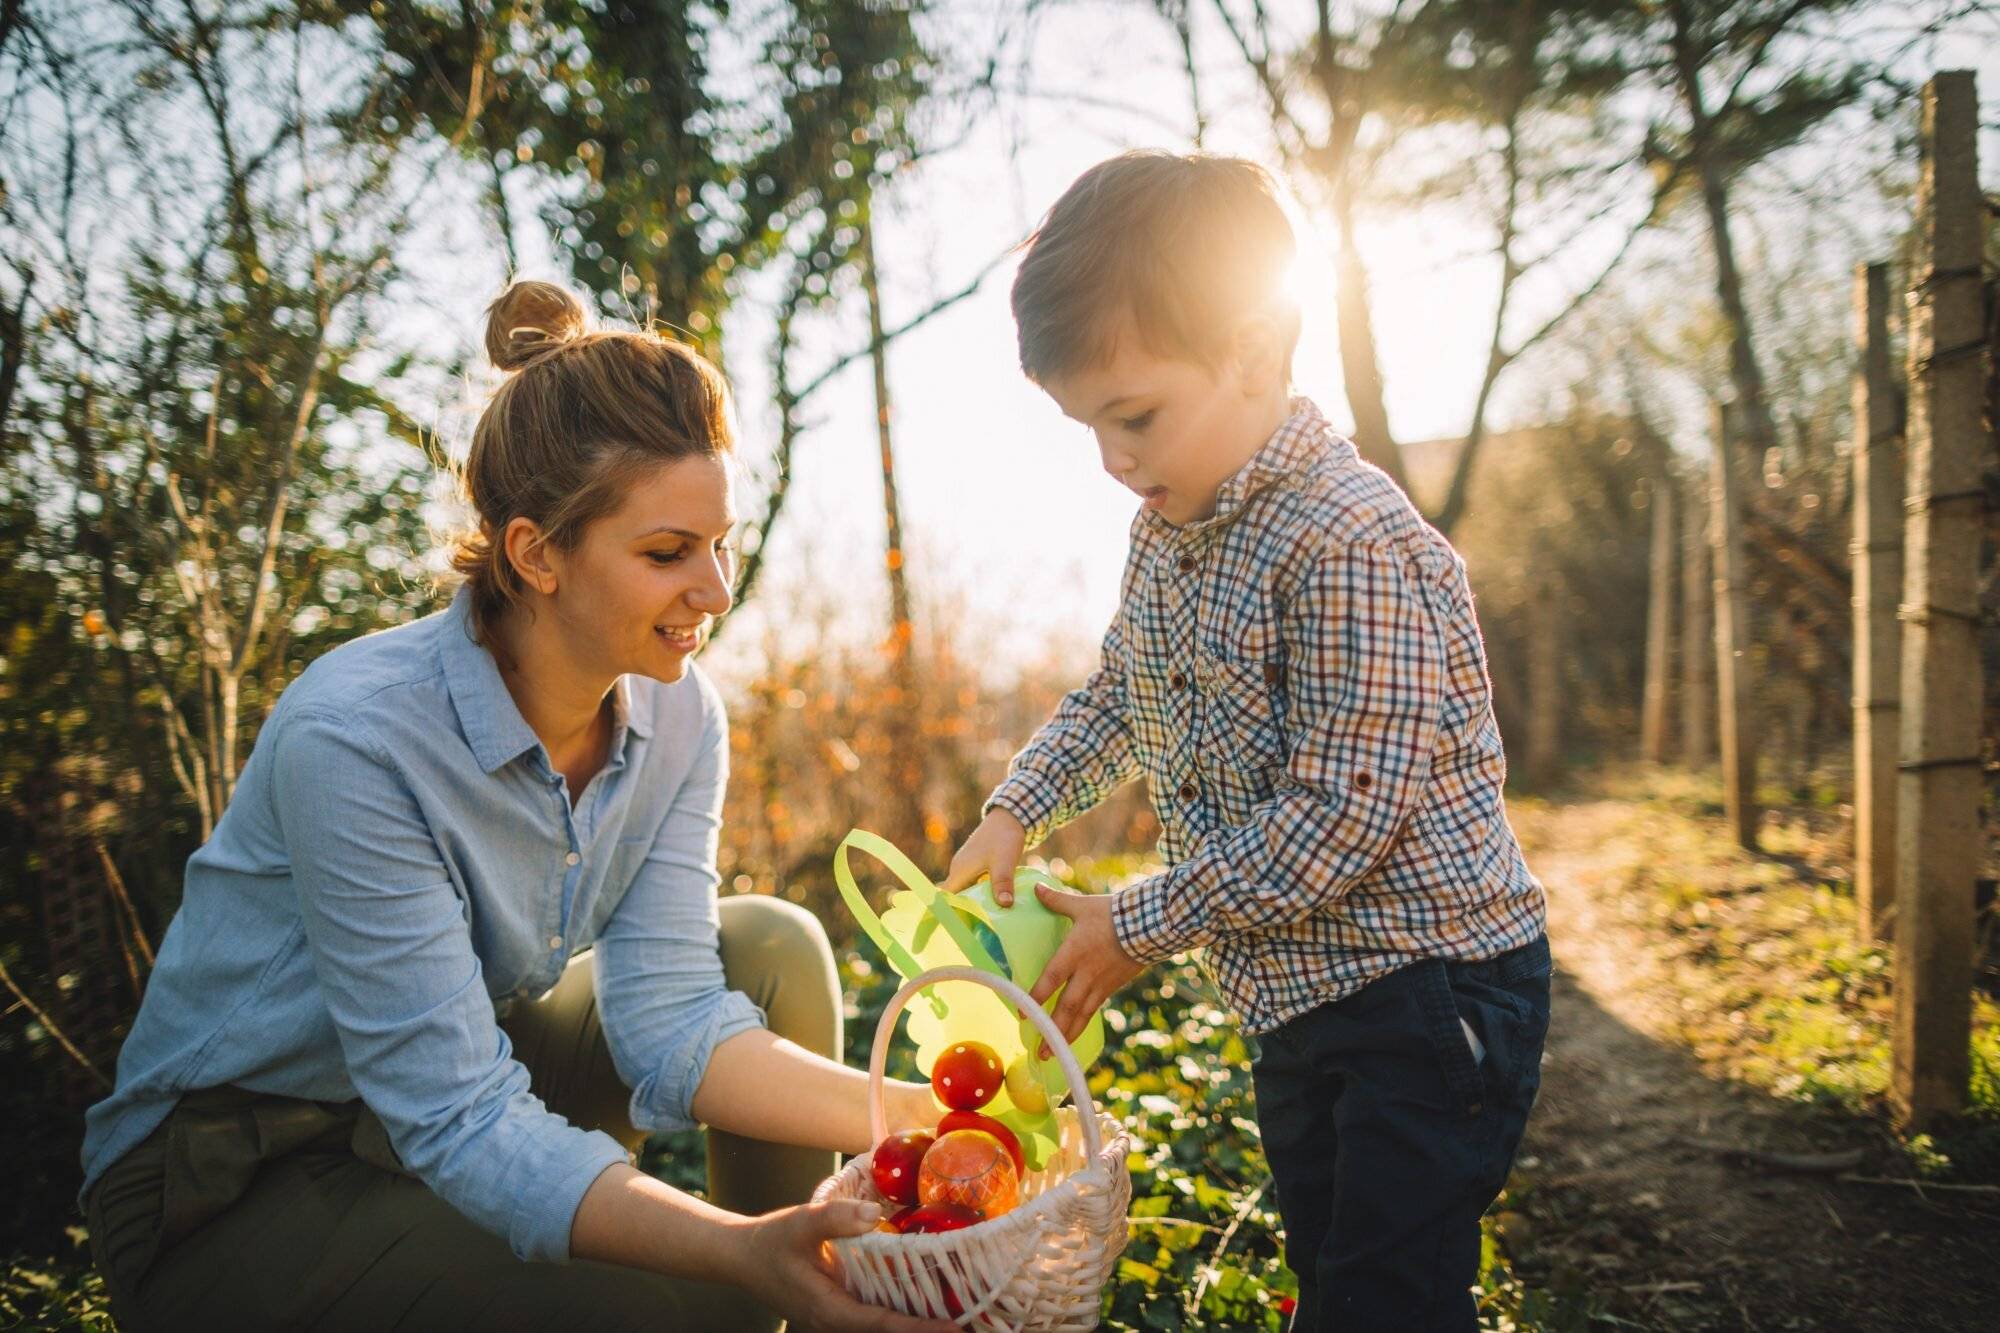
[484,280,589,372]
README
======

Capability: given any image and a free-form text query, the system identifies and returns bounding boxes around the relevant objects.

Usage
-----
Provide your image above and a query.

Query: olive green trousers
[86,895,841,1332]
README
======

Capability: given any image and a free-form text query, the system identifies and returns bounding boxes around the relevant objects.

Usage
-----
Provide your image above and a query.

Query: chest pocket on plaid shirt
[1198,660,1289,795]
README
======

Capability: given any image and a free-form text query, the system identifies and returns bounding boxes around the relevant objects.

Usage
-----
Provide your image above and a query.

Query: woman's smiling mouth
[655,623,702,652]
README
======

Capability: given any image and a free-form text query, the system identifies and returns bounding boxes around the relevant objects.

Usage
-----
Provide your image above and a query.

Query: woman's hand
[733,1197,957,1332]
[940,808,1026,904]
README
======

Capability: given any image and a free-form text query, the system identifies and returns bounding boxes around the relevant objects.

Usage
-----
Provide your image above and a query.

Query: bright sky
[395,3,2000,686]
[700,2,1512,678]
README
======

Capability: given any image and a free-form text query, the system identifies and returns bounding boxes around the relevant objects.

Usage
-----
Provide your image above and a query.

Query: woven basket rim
[832,1112,1136,1248]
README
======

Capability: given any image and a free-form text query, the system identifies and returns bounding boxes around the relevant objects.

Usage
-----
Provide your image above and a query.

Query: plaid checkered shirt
[986,396,1547,1034]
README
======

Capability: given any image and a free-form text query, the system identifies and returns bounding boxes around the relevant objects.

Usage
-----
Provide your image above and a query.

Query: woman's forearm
[691,1027,938,1154]
[569,1162,753,1280]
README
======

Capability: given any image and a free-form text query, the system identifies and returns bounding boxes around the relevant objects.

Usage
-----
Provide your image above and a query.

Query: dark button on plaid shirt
[987,397,1547,1034]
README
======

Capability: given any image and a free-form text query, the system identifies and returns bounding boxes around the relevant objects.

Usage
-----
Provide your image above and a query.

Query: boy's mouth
[1140,485,1169,510]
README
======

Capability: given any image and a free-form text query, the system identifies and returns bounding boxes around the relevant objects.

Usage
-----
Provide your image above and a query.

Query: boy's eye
[1122,411,1155,432]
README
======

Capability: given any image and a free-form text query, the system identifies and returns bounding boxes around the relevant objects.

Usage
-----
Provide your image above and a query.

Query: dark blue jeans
[1251,936,1551,1332]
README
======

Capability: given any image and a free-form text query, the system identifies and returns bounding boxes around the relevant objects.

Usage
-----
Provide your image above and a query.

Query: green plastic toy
[832,829,1107,1169]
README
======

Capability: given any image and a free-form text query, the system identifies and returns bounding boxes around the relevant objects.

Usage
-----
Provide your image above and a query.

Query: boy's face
[1041,318,1288,527]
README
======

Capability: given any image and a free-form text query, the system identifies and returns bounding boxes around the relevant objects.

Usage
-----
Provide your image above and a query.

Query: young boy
[941,152,1550,1331]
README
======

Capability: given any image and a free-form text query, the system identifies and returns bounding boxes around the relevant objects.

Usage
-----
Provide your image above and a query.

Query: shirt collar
[1145,394,1333,537]
[440,591,656,771]
[440,590,544,773]
[613,674,653,740]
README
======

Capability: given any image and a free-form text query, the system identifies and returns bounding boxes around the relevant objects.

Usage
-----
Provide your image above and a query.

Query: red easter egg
[936,1109,1024,1177]
[869,1128,933,1206]
[898,1201,982,1234]
[917,1129,1020,1218]
[931,1040,1003,1111]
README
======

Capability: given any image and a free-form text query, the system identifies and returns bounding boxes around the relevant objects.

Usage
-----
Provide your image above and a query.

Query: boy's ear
[1230,312,1288,396]
[503,515,561,596]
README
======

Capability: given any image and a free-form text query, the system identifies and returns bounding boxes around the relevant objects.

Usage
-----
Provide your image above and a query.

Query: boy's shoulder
[1272,433,1454,574]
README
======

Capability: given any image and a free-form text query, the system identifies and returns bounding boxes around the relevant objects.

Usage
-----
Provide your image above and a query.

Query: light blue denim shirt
[79,590,766,1262]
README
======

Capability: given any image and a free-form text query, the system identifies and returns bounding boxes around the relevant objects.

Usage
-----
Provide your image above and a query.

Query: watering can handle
[832,830,1008,980]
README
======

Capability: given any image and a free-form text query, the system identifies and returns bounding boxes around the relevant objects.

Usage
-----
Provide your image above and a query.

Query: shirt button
[1177,555,1196,573]
[1177,781,1198,802]
[548,934,564,950]
[564,851,580,866]
[1354,770,1375,791]
[1169,671,1187,690]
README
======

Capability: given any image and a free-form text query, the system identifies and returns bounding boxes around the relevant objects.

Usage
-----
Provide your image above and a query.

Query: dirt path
[1508,797,2000,1331]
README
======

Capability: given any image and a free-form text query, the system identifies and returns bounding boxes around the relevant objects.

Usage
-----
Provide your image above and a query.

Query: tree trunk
[1851,262,1902,943]
[1669,13,1782,467]
[1680,476,1714,765]
[1710,401,1758,850]
[860,217,925,852]
[1892,72,1983,1132]
[1330,182,1408,492]
[1641,477,1677,763]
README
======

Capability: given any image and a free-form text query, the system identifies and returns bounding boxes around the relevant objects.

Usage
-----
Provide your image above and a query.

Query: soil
[1506,795,2000,1332]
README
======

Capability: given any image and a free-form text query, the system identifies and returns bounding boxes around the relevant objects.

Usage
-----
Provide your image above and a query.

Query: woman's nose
[690,551,734,617]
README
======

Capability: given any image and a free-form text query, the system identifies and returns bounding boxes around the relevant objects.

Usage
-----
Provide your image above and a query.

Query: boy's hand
[940,808,1026,904]
[1027,883,1141,1052]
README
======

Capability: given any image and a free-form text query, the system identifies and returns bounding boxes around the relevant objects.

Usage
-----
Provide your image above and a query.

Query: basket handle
[868,965,1104,1164]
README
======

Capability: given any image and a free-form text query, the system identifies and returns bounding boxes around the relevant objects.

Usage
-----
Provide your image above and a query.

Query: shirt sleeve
[984,610,1144,847]
[272,709,630,1264]
[1110,539,1446,964]
[593,704,766,1135]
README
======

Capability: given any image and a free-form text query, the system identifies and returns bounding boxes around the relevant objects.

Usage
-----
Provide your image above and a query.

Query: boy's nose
[1096,434,1136,478]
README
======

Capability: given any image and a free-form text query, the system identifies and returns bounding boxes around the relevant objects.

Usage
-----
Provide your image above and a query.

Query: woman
[80,281,950,1332]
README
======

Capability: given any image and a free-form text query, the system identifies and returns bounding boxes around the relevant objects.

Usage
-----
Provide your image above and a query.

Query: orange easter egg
[917,1128,1019,1219]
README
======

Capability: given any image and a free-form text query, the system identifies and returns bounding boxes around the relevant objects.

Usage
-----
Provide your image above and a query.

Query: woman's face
[543,453,736,686]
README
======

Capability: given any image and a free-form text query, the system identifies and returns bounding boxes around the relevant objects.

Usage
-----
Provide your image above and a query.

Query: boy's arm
[983,612,1143,847]
[1109,538,1447,965]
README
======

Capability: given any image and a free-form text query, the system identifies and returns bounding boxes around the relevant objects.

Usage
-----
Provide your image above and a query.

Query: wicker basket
[813,966,1134,1331]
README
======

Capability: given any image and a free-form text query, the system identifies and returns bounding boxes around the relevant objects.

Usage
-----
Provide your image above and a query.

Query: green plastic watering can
[833,829,1107,1169]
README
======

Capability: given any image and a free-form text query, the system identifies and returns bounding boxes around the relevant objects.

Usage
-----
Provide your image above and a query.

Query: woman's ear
[1231,312,1287,397]
[502,516,560,596]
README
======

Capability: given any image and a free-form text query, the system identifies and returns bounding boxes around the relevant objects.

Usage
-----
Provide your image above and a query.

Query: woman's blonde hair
[444,280,734,640]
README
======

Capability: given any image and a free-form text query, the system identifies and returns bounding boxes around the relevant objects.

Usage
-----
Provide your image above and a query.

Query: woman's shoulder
[273,605,454,730]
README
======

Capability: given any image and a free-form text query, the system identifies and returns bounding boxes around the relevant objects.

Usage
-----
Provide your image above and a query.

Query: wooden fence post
[1681,478,1714,766]
[1852,261,1902,943]
[1642,477,1677,764]
[1892,70,1984,1131]
[1710,400,1759,850]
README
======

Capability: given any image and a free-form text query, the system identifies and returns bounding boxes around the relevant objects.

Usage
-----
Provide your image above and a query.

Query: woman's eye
[1123,411,1155,432]
[647,549,687,566]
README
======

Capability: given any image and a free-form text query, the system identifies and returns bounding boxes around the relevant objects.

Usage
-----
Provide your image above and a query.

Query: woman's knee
[716,894,839,1057]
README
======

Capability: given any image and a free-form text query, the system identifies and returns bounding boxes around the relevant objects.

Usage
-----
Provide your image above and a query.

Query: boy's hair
[1011,151,1300,383]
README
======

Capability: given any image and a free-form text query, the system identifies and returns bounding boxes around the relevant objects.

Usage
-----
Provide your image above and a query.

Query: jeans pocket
[1448,964,1552,1117]
[1414,961,1487,1117]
